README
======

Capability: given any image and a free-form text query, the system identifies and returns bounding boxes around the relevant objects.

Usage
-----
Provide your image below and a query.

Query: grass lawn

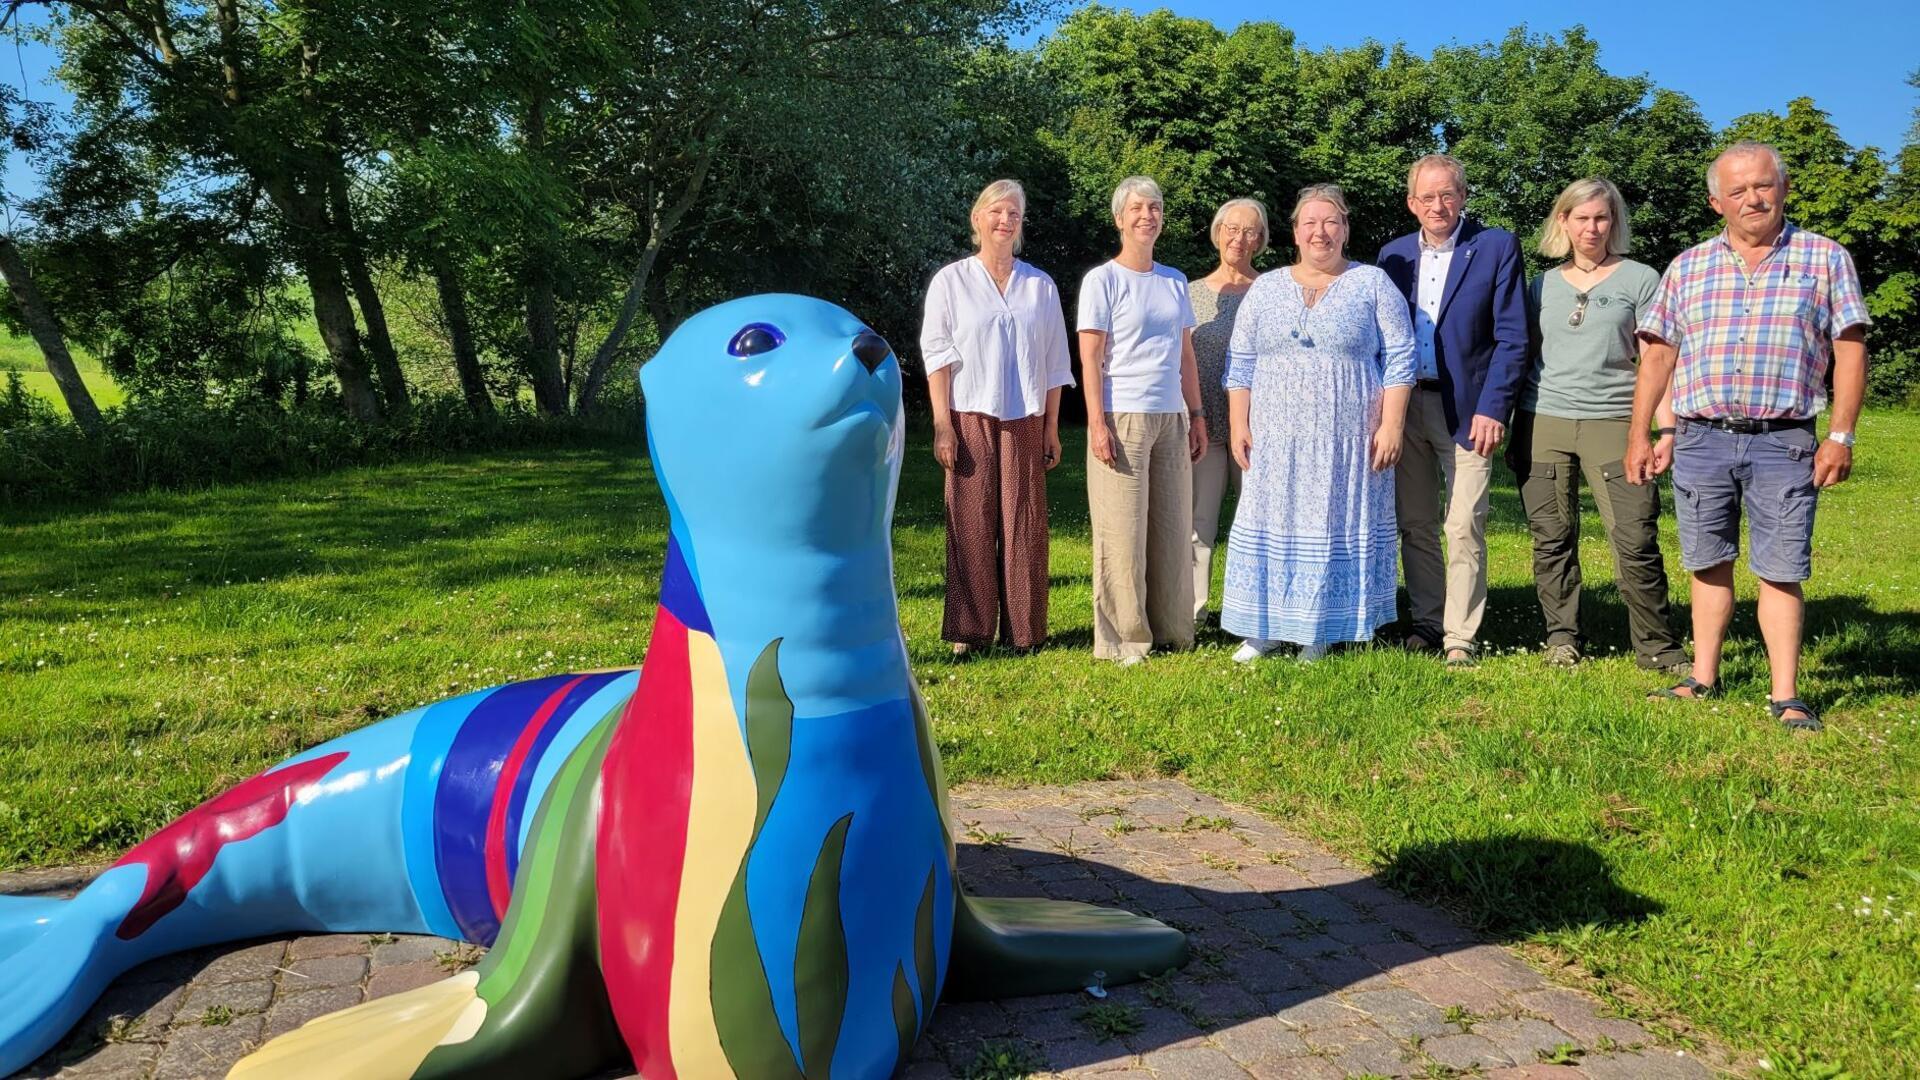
[2,410,1916,1076]
[1,332,124,414]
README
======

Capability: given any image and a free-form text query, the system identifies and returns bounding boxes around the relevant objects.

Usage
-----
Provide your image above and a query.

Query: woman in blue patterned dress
[1223,185,1418,662]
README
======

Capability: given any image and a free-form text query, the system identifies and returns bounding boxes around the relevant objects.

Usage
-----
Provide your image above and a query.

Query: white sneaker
[1297,643,1330,663]
[1118,654,1146,668]
[1232,640,1279,664]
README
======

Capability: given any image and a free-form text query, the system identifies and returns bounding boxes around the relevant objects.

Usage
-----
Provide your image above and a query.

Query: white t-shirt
[919,257,1075,420]
[1077,260,1196,414]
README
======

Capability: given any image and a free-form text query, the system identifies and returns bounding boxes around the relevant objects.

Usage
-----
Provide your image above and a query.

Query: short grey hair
[1291,184,1349,225]
[1210,197,1270,253]
[970,178,1027,253]
[1537,177,1632,259]
[1708,141,1788,197]
[1111,175,1165,221]
[1406,153,1469,198]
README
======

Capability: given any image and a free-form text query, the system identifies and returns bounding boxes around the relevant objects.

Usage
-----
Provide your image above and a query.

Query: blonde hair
[1110,175,1164,221]
[1537,177,1632,259]
[1210,198,1270,254]
[1406,153,1469,198]
[1291,184,1349,224]
[970,179,1027,253]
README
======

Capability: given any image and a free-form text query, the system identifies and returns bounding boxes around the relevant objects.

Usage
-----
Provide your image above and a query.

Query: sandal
[1649,675,1716,701]
[1443,645,1478,668]
[1769,698,1824,733]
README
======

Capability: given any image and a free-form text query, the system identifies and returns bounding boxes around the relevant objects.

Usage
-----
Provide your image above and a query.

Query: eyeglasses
[1568,292,1591,327]
[1414,191,1462,208]
[1219,225,1263,239]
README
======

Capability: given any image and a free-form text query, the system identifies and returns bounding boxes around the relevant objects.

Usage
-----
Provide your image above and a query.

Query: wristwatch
[1654,426,1676,438]
[1827,430,1855,448]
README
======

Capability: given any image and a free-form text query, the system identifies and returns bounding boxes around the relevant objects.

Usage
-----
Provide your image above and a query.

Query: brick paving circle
[3,781,1729,1079]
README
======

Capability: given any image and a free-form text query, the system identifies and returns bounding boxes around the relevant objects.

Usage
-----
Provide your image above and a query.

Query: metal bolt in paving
[4,781,1729,1079]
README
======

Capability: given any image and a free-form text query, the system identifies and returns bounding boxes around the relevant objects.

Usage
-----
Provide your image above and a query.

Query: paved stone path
[5,781,1728,1079]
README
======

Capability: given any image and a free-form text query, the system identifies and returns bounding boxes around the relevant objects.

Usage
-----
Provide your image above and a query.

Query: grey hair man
[1626,140,1871,731]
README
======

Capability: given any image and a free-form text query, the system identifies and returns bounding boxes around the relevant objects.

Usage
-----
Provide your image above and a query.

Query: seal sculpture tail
[0,871,149,1077]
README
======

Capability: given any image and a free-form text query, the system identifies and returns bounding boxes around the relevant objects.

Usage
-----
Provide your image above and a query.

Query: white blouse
[919,256,1075,420]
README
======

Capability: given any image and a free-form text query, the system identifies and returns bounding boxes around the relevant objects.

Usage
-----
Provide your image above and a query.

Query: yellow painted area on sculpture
[665,628,756,1076]
[226,970,483,1079]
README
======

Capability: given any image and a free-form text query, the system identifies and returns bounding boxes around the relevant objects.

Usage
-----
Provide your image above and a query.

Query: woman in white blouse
[921,179,1075,657]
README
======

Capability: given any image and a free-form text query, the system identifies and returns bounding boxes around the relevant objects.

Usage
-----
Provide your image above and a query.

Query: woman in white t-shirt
[1077,176,1210,664]
[921,179,1076,657]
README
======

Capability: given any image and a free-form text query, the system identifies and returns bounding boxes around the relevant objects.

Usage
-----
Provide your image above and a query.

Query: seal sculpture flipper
[232,707,627,1080]
[943,894,1189,1000]
[903,683,1189,1002]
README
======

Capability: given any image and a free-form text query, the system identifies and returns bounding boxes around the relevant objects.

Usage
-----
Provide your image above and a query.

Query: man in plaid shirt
[1625,140,1871,732]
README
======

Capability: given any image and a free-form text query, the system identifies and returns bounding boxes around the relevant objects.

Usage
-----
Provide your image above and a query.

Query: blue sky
[4,2,1915,211]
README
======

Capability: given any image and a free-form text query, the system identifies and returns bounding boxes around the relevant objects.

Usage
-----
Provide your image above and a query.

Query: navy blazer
[1377,218,1530,449]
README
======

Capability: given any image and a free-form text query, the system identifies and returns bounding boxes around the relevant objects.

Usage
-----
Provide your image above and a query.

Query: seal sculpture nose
[852,331,892,373]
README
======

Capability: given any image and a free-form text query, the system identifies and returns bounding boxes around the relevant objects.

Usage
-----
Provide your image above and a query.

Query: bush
[0,390,643,505]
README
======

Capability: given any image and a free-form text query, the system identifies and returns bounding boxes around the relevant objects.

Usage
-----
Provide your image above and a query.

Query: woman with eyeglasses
[1508,177,1688,673]
[1221,184,1415,662]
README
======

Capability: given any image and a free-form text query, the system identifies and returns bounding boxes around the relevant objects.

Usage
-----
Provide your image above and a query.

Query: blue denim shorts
[1669,419,1818,582]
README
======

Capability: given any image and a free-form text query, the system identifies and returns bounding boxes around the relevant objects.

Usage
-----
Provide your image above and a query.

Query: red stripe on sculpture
[595,606,696,1079]
[484,674,590,918]
[111,751,351,940]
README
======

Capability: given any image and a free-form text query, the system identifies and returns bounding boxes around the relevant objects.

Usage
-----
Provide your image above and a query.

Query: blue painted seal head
[639,293,907,717]
[641,294,903,563]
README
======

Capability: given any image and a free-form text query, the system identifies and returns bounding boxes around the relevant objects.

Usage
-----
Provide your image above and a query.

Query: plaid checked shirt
[1638,222,1871,420]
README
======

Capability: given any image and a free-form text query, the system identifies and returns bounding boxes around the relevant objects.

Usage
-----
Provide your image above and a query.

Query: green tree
[1429,26,1717,270]
[564,0,1048,413]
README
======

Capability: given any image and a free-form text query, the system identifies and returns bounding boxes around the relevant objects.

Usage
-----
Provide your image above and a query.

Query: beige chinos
[1089,412,1195,659]
[1396,387,1492,651]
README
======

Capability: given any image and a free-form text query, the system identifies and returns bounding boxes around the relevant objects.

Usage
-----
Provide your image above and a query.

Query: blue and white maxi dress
[1220,264,1417,645]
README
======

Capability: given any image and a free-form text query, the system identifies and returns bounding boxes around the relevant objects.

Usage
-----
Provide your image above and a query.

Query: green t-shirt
[1520,259,1661,420]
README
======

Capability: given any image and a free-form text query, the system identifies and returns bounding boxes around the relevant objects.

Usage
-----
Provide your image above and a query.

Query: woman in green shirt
[1510,178,1688,672]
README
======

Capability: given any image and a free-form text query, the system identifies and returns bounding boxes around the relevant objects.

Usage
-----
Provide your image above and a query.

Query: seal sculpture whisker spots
[0,294,1187,1080]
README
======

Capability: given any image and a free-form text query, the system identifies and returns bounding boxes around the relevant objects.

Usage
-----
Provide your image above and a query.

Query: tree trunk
[329,162,408,409]
[574,244,660,413]
[429,246,493,417]
[262,176,382,422]
[521,96,569,416]
[0,233,103,433]
[302,249,383,422]
[577,136,718,413]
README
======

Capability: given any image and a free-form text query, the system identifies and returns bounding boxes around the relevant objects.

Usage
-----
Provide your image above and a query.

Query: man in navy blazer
[1377,154,1529,665]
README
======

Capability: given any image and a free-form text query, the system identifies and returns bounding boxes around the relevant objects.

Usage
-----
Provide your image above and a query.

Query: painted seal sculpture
[0,294,1186,1079]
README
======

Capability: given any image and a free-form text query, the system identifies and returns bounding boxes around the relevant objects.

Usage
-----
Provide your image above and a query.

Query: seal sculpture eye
[727,323,785,357]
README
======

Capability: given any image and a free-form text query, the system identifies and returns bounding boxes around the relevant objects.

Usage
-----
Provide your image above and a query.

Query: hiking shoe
[1543,642,1581,669]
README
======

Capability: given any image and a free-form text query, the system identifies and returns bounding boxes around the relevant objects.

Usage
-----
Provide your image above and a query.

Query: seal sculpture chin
[0,294,1186,1080]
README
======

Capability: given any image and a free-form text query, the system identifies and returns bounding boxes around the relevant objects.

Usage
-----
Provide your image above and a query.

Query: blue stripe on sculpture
[514,671,638,854]
[501,671,623,883]
[433,673,579,944]
[402,689,497,940]
[659,533,713,635]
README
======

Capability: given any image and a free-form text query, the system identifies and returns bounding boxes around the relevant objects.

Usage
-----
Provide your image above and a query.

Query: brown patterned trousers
[943,411,1050,649]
